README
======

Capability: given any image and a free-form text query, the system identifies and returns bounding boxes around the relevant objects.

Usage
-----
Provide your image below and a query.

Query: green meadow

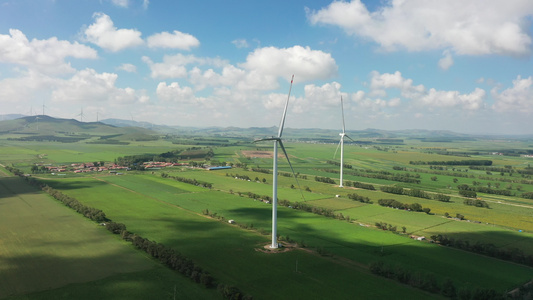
[1,130,533,299]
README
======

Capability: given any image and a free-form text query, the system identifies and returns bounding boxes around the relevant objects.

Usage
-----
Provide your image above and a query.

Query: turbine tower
[334,96,354,188]
[255,75,298,249]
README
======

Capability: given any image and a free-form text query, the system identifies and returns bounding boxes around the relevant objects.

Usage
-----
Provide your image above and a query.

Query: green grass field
[1,135,533,299]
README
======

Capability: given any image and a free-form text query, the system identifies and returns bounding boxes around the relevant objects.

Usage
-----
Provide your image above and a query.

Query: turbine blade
[278,75,294,138]
[341,96,346,134]
[253,137,279,143]
[279,140,305,201]
[345,134,355,142]
[333,139,342,159]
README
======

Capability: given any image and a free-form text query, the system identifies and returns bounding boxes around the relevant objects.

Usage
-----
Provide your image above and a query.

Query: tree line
[379,186,451,202]
[457,184,512,197]
[377,199,431,214]
[161,172,213,189]
[324,168,421,184]
[347,193,373,204]
[344,181,376,190]
[409,160,493,166]
[115,147,214,168]
[463,198,490,208]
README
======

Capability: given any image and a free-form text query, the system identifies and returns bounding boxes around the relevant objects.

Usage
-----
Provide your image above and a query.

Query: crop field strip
[44,173,533,294]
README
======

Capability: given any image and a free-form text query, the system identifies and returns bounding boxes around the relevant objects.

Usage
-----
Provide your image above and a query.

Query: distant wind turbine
[42,102,48,116]
[255,75,300,249]
[333,96,354,188]
[77,108,85,122]
[35,116,41,131]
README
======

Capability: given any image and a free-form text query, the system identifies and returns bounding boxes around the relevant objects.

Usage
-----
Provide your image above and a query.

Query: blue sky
[1,0,532,135]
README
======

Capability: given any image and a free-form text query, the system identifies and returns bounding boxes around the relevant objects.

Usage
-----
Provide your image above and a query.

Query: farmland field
[1,130,533,299]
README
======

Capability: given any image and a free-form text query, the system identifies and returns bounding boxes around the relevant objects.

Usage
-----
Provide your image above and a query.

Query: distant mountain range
[0,115,157,142]
[1,115,531,140]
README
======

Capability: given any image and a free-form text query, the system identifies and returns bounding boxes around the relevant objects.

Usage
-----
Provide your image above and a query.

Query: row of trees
[314,176,336,184]
[324,168,421,184]
[463,198,490,208]
[115,147,214,167]
[522,192,533,199]
[409,160,493,166]
[379,186,451,202]
[161,173,213,189]
[326,160,353,169]
[377,199,431,214]
[431,234,533,267]
[369,261,505,299]
[347,193,373,204]
[344,181,376,190]
[457,184,513,197]
[375,222,406,233]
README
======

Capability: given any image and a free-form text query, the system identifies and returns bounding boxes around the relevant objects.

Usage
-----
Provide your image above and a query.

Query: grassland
[1,131,532,299]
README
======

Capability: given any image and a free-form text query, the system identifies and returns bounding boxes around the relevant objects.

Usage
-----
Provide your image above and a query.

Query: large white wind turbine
[334,96,354,188]
[255,75,298,249]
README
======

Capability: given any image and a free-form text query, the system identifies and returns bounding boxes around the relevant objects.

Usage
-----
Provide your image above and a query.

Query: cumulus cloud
[147,30,199,50]
[156,82,195,103]
[84,12,143,52]
[51,68,147,104]
[367,71,485,110]
[242,45,338,82]
[0,29,97,74]
[438,50,454,70]
[492,75,533,113]
[370,71,424,99]
[110,0,129,8]
[117,63,137,73]
[307,0,533,56]
[232,39,249,48]
[420,88,486,110]
[143,54,228,79]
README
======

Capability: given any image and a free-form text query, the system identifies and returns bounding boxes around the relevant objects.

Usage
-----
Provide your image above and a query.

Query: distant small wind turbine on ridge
[254,75,300,249]
[334,96,354,188]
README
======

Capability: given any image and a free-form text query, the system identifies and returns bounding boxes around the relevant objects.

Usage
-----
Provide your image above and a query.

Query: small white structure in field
[228,220,235,224]
[335,195,340,198]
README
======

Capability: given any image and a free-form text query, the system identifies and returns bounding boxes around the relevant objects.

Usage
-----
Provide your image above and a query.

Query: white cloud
[156,82,195,103]
[303,82,343,105]
[142,0,149,10]
[84,12,143,52]
[51,68,147,105]
[420,88,485,110]
[0,29,97,74]
[143,54,228,79]
[307,0,533,56]
[232,39,249,48]
[0,70,56,104]
[110,0,129,8]
[147,30,199,50]
[492,75,533,113]
[370,71,424,99]
[438,50,454,70]
[366,71,485,111]
[117,63,137,73]
[242,45,338,82]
